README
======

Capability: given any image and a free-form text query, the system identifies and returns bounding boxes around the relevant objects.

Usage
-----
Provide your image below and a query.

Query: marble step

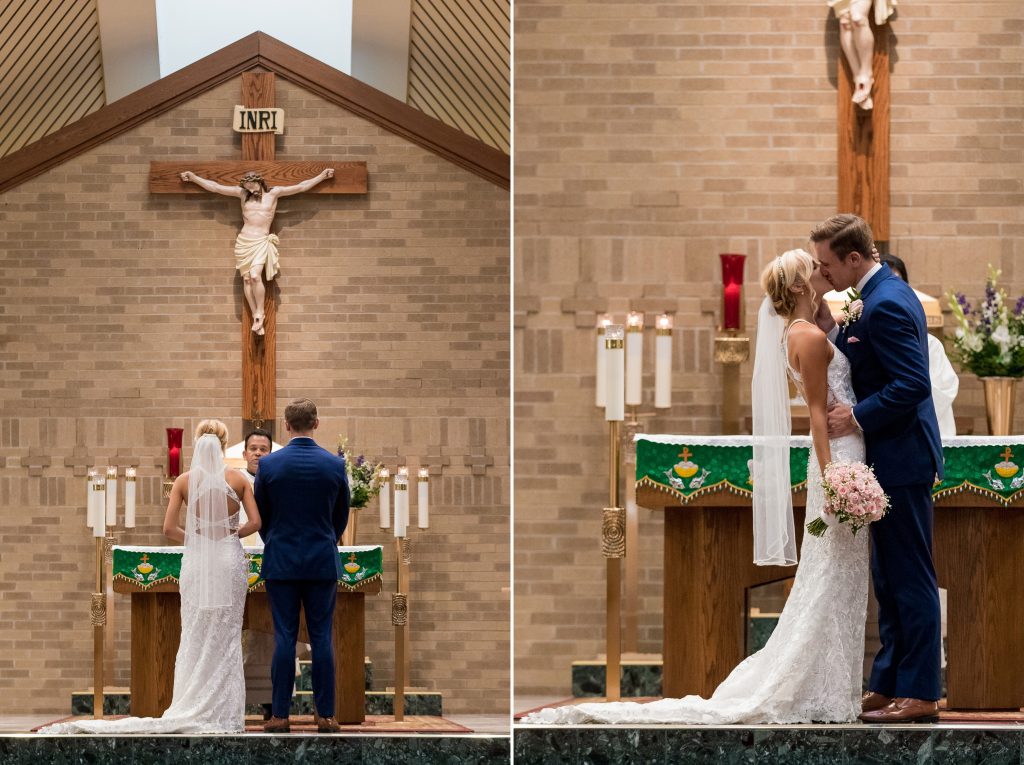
[5,735,510,764]
[297,658,372,691]
[515,725,1017,764]
[71,689,442,717]
[571,658,663,698]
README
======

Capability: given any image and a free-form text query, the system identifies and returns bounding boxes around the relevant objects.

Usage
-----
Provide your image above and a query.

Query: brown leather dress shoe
[859,697,939,724]
[263,716,291,733]
[861,691,893,713]
[314,712,341,733]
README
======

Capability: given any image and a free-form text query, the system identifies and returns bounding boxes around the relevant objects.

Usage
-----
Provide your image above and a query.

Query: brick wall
[514,0,1024,697]
[0,77,510,715]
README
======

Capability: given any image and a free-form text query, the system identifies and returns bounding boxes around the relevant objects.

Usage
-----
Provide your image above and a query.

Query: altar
[635,435,1024,710]
[111,545,383,723]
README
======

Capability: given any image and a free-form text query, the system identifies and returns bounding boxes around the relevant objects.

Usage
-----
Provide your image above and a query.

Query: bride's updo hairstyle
[194,419,228,451]
[760,249,816,317]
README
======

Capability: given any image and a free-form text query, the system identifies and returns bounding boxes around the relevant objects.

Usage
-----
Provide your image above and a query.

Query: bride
[525,249,871,725]
[41,420,261,734]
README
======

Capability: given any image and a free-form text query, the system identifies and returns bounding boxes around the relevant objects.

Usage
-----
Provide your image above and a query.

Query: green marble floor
[513,725,1024,764]
[1,733,511,764]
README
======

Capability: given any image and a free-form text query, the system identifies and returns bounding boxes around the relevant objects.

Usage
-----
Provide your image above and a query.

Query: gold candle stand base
[714,332,750,435]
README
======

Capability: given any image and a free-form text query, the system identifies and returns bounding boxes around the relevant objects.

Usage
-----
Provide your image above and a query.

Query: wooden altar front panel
[114,579,380,723]
[638,485,1024,710]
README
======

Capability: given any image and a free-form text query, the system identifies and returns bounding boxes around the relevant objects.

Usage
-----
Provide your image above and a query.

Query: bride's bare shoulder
[224,468,247,491]
[788,321,833,364]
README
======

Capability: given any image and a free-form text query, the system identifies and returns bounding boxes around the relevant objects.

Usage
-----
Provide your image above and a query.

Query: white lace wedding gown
[525,338,870,725]
[41,483,248,734]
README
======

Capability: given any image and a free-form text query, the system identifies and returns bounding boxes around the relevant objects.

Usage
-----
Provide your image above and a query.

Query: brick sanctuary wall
[514,0,1024,697]
[0,77,510,715]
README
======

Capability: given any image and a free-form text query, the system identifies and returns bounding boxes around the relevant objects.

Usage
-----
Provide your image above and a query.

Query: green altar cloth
[112,545,384,592]
[636,435,1024,507]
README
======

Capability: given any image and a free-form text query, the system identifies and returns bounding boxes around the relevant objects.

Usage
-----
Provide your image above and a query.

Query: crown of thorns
[239,172,268,189]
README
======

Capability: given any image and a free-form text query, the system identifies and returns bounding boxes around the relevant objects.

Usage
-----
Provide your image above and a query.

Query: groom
[812,214,944,723]
[255,398,350,733]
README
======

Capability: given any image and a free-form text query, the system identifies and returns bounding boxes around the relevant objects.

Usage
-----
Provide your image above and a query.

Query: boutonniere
[841,288,864,327]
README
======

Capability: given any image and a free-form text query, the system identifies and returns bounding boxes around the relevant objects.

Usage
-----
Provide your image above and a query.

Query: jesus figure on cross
[180,167,335,334]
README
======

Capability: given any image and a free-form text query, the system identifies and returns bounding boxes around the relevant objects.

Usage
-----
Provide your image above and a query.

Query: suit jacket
[255,437,350,580]
[837,265,944,487]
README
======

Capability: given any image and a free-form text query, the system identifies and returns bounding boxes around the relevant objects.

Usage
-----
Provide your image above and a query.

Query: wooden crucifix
[835,9,892,243]
[149,72,368,439]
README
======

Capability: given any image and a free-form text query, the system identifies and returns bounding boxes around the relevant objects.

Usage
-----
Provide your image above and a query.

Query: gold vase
[340,506,359,547]
[980,376,1019,436]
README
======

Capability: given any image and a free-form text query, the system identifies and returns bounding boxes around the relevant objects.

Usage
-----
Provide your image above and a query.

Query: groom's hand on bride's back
[827,403,859,438]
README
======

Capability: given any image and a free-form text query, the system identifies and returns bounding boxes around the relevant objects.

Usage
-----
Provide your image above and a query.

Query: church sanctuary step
[297,658,372,692]
[72,688,442,717]
[11,734,509,763]
[571,656,663,698]
[513,723,1023,764]
[70,688,131,717]
[572,617,781,697]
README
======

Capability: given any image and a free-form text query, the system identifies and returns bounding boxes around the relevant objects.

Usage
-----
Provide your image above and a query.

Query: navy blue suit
[837,265,943,701]
[255,436,350,718]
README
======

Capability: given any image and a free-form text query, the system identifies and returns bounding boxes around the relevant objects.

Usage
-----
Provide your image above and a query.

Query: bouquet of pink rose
[806,461,889,537]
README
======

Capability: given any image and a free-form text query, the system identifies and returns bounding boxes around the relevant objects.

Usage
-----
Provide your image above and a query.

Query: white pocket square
[847,336,861,344]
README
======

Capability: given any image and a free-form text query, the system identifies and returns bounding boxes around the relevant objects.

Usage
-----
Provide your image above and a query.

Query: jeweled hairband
[776,256,784,284]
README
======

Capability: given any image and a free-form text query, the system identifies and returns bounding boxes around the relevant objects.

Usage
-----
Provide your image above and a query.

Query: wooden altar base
[115,583,376,724]
[513,719,1024,764]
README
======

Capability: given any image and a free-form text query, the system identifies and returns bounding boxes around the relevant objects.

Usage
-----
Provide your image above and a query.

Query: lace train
[41,536,248,734]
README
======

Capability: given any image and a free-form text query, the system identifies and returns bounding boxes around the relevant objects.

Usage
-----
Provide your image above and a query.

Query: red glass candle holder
[719,254,746,331]
[166,427,184,478]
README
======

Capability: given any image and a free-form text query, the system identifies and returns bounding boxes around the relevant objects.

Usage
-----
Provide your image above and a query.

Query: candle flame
[106,466,117,478]
[597,313,612,329]
[627,311,644,328]
[418,467,429,478]
[657,314,673,330]
[126,467,137,478]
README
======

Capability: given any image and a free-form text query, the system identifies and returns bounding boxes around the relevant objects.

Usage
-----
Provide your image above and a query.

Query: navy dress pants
[867,483,942,701]
[265,579,337,718]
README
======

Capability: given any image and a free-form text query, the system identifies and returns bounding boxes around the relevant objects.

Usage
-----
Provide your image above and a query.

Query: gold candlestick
[604,419,624,701]
[91,535,106,719]
[392,535,409,722]
[714,329,750,434]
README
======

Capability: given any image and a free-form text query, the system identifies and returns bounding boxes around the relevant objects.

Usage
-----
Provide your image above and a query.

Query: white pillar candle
[378,468,391,529]
[93,474,107,538]
[655,313,673,409]
[595,313,612,408]
[105,466,118,526]
[86,470,97,529]
[605,325,625,422]
[625,311,644,406]
[417,468,429,529]
[394,470,409,538]
[124,468,136,528]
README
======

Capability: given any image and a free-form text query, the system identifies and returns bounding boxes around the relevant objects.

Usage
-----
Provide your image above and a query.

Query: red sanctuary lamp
[719,254,745,331]
[714,254,751,434]
[163,427,183,498]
